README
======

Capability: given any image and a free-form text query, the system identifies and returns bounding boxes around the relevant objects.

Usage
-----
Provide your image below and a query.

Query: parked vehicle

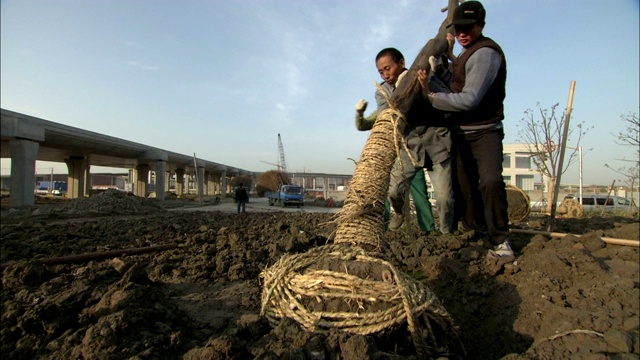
[34,186,49,195]
[265,185,304,208]
[52,182,67,196]
[34,181,67,196]
[565,194,634,212]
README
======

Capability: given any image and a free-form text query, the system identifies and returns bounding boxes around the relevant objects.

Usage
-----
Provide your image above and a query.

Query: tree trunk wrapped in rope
[261,1,460,357]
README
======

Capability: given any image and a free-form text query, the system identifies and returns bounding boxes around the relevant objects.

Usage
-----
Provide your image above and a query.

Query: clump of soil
[1,191,638,359]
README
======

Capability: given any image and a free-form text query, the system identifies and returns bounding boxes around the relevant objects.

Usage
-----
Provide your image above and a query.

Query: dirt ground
[1,190,638,359]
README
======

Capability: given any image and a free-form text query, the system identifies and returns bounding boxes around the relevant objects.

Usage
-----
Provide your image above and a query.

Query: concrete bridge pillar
[154,160,167,201]
[221,170,227,197]
[197,165,205,200]
[175,168,185,197]
[127,169,134,192]
[213,175,220,195]
[137,150,167,200]
[323,177,329,200]
[206,171,217,196]
[9,139,39,207]
[211,172,221,196]
[65,157,89,199]
[164,171,170,192]
[135,164,150,197]
[204,171,209,195]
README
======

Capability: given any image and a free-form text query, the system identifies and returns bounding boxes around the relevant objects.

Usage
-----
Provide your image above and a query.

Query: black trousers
[452,127,510,245]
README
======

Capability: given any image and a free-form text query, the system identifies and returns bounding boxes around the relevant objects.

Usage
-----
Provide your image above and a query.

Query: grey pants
[428,157,455,233]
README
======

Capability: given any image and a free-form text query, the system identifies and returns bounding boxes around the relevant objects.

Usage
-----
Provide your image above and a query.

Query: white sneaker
[491,239,514,258]
[486,238,516,275]
[388,214,404,231]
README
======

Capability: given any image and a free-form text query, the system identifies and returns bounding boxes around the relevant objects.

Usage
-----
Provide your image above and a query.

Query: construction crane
[277,133,288,173]
[260,160,284,171]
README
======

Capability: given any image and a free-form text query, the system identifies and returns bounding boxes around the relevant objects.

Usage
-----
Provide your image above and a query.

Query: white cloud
[268,102,293,128]
[363,16,393,53]
[126,60,158,71]
[141,64,158,71]
[279,31,310,98]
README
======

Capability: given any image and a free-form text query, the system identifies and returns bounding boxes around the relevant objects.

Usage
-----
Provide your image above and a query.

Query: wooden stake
[601,180,615,216]
[0,243,178,270]
[509,228,639,247]
[548,80,576,230]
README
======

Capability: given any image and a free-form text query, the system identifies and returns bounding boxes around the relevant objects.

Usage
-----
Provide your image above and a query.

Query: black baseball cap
[447,1,486,28]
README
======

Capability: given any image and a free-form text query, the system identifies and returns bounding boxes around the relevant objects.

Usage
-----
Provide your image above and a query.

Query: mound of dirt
[1,197,638,359]
[2,190,165,221]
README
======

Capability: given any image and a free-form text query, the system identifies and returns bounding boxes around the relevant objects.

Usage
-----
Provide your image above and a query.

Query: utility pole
[566,145,583,204]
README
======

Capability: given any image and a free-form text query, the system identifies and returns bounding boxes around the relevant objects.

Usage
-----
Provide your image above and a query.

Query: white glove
[429,55,448,74]
[428,56,438,73]
[355,99,368,112]
[396,70,408,88]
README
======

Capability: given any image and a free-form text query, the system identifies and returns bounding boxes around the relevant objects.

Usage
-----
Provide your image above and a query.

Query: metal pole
[566,145,583,205]
[578,146,583,205]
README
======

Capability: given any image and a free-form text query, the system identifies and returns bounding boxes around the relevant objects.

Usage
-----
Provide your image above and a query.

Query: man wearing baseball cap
[422,1,513,267]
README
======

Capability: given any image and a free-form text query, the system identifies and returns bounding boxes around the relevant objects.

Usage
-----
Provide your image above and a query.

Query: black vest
[450,36,507,126]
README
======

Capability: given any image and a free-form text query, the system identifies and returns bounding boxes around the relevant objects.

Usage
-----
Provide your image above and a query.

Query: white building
[502,143,537,191]
[423,143,538,199]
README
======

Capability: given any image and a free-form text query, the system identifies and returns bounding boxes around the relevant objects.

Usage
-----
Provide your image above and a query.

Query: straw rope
[333,105,403,248]
[260,79,454,358]
[260,243,452,357]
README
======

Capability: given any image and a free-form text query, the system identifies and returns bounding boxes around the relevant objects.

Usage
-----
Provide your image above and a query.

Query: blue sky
[1,0,638,186]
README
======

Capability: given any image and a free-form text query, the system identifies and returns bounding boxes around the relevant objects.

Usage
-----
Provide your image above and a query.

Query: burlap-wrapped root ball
[260,243,453,356]
[260,107,455,357]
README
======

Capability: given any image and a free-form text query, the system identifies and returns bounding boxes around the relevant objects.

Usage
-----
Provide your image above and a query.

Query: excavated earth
[1,190,638,359]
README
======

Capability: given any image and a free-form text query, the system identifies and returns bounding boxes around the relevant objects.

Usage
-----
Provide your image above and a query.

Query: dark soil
[1,191,638,359]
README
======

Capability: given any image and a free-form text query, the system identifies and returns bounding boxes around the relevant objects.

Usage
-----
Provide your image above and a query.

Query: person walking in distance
[422,1,513,262]
[235,183,249,214]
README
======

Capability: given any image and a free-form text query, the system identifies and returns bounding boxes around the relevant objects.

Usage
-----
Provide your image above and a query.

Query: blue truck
[34,181,67,195]
[264,185,304,208]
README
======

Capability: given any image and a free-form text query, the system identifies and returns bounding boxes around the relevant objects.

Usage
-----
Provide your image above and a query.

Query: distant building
[502,143,537,191]
[424,143,538,195]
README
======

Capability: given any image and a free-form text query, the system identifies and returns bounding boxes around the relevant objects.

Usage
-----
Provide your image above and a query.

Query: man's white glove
[396,70,408,88]
[428,56,438,73]
[429,54,448,74]
[355,99,368,113]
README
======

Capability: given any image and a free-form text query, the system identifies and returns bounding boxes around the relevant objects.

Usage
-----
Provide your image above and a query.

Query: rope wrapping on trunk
[260,89,454,358]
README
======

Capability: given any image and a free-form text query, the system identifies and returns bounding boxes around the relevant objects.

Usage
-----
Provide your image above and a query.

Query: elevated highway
[1,109,354,207]
[1,108,254,207]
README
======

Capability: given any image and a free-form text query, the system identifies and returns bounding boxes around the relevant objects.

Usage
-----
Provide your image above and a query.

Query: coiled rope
[260,79,453,358]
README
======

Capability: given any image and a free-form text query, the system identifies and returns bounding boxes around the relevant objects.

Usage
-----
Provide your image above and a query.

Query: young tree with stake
[517,103,592,213]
